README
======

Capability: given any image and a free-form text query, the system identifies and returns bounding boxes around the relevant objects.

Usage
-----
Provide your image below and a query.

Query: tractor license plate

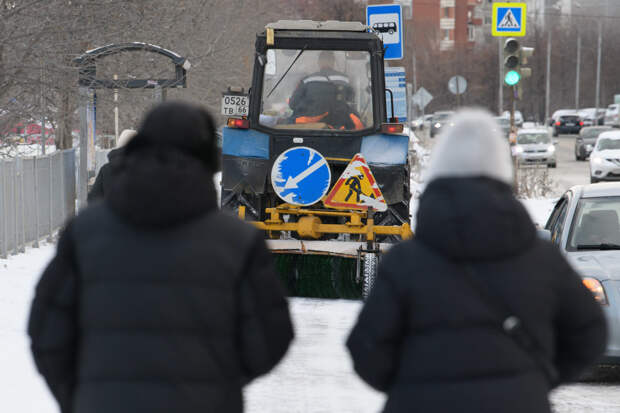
[221,94,249,116]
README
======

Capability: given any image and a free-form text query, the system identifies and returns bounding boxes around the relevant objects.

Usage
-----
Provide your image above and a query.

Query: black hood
[416,177,536,261]
[106,145,217,229]
[106,147,124,162]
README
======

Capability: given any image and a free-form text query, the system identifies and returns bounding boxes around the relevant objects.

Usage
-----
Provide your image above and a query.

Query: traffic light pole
[511,85,518,192]
[498,38,503,115]
[510,86,516,131]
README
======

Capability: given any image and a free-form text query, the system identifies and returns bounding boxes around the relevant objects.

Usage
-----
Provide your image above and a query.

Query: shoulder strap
[460,264,558,385]
[416,241,558,385]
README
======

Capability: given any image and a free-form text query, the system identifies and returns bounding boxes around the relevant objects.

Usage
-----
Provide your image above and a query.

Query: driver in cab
[289,51,364,131]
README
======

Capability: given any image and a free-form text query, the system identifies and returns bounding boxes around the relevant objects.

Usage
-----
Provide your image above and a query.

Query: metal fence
[0,150,76,258]
[95,149,112,175]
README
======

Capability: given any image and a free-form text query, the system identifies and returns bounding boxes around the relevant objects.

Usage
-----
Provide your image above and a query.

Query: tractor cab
[221,20,412,298]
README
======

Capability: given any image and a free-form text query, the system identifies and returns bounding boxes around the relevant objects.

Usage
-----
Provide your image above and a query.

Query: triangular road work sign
[498,9,520,29]
[324,153,387,212]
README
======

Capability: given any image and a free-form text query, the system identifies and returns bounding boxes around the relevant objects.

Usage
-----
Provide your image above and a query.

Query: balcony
[440,39,455,51]
[440,18,455,29]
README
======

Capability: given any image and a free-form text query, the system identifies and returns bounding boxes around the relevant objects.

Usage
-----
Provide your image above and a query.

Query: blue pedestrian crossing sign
[367,4,404,60]
[271,147,331,206]
[492,2,527,37]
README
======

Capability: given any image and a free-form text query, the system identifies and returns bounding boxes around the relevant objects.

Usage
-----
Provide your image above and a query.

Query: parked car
[590,130,620,183]
[430,111,454,138]
[543,183,620,368]
[575,126,613,161]
[553,113,583,136]
[605,104,620,127]
[579,108,606,127]
[513,128,556,168]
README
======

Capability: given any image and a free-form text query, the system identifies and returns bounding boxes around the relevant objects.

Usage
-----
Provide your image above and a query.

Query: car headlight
[592,156,603,165]
[515,146,524,154]
[434,122,441,128]
[547,145,556,153]
[582,277,608,305]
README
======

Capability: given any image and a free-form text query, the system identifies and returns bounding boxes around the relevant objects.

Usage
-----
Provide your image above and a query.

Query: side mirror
[537,229,551,241]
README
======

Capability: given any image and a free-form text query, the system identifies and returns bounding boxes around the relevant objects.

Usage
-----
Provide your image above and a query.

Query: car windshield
[597,138,620,151]
[582,128,611,139]
[497,118,510,126]
[259,49,373,131]
[517,133,550,144]
[568,197,620,251]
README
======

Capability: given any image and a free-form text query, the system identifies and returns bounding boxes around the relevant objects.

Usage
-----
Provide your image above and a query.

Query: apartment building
[367,0,484,52]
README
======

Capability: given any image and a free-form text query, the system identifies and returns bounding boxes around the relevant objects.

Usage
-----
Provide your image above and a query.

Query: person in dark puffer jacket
[28,102,294,413]
[87,129,136,202]
[347,109,607,413]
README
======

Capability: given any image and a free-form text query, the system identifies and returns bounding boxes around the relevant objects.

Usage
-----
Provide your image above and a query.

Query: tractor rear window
[259,49,373,132]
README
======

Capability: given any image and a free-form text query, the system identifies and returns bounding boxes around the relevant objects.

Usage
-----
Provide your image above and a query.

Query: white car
[590,130,620,183]
[501,110,523,127]
[605,104,620,127]
[579,108,605,127]
[513,128,556,168]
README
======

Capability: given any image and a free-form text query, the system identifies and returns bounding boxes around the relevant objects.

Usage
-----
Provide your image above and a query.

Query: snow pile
[521,198,557,228]
[409,130,432,230]
[0,244,56,413]
[0,144,57,159]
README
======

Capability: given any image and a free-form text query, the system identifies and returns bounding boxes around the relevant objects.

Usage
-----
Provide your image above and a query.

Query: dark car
[575,126,613,161]
[554,114,583,136]
[430,111,454,138]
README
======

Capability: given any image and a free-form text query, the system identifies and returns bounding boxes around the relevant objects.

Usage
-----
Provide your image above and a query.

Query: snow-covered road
[1,243,619,412]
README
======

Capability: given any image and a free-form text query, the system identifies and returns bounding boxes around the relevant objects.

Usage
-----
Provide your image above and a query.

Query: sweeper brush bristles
[275,254,362,299]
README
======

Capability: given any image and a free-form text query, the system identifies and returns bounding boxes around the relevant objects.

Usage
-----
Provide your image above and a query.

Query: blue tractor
[220,20,412,298]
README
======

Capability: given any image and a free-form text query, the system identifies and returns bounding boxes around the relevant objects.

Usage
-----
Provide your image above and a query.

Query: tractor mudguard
[222,127,271,194]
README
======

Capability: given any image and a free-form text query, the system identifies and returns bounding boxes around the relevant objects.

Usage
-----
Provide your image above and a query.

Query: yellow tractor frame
[238,203,412,241]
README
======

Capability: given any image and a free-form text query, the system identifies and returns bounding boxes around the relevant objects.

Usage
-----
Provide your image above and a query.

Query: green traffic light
[505,70,521,86]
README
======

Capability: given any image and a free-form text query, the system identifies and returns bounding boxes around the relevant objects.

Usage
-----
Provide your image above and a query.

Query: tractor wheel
[362,252,378,300]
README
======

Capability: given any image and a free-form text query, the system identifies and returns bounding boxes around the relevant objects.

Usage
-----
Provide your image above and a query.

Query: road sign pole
[595,20,602,115]
[575,31,581,111]
[545,29,551,123]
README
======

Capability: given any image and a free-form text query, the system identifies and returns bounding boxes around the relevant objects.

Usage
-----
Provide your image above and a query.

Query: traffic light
[503,38,534,89]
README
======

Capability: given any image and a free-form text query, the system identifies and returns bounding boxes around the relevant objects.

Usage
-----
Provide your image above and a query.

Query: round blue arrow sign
[271,146,331,206]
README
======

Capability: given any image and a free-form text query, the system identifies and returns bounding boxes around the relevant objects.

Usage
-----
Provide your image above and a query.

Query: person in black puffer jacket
[347,109,607,413]
[28,102,294,413]
[87,129,136,202]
